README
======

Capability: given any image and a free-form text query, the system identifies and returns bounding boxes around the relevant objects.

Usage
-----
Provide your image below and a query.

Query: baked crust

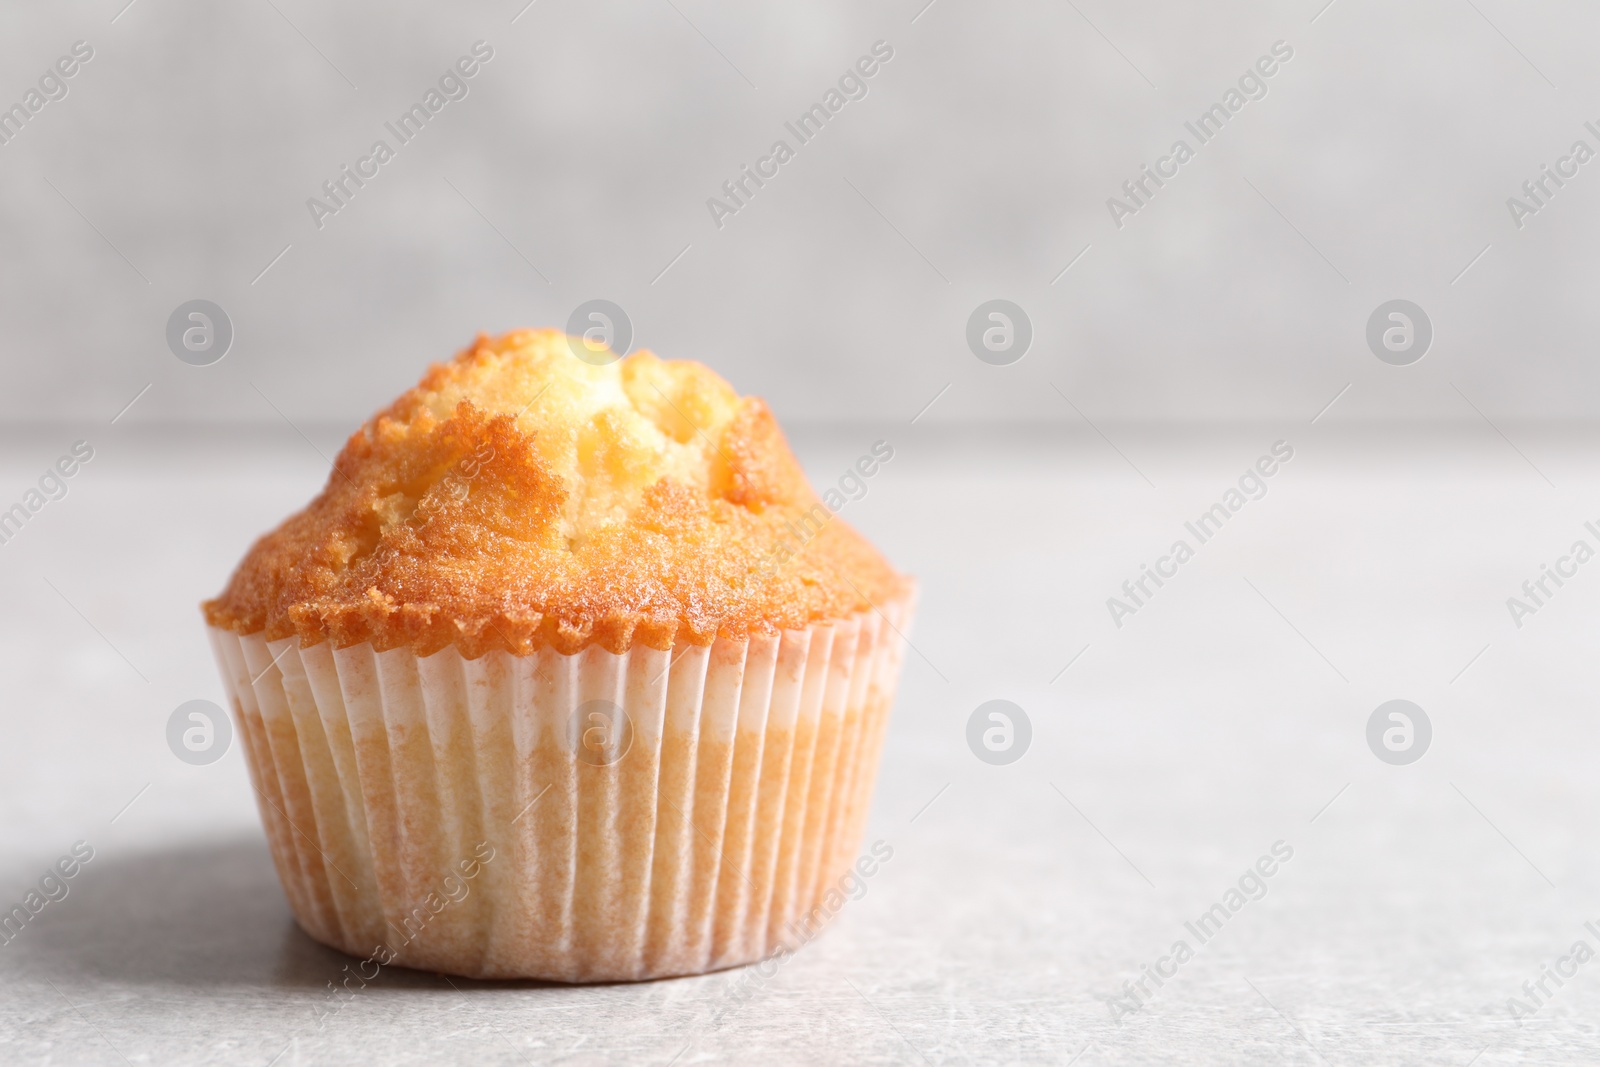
[203,329,910,656]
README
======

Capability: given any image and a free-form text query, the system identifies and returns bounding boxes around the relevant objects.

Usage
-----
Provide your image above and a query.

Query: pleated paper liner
[206,593,912,982]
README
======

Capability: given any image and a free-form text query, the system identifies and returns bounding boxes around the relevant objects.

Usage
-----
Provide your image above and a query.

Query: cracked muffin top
[203,328,909,656]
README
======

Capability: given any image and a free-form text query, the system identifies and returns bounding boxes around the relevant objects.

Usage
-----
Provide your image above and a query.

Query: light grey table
[2,423,1597,1065]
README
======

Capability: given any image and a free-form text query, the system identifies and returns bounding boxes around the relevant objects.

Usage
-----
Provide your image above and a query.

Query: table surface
[3,422,1599,1066]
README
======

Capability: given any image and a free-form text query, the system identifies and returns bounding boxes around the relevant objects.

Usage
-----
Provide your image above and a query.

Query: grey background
[3,0,1597,427]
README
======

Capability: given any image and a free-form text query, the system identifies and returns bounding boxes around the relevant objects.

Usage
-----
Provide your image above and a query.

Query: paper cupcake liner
[206,593,913,982]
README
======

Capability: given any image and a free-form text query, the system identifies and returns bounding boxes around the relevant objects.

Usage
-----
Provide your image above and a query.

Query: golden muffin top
[203,329,909,656]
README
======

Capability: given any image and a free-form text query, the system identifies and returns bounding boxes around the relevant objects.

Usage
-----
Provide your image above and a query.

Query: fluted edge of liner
[206,592,913,982]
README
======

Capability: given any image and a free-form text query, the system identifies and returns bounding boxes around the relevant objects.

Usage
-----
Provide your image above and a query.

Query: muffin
[202,329,914,981]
